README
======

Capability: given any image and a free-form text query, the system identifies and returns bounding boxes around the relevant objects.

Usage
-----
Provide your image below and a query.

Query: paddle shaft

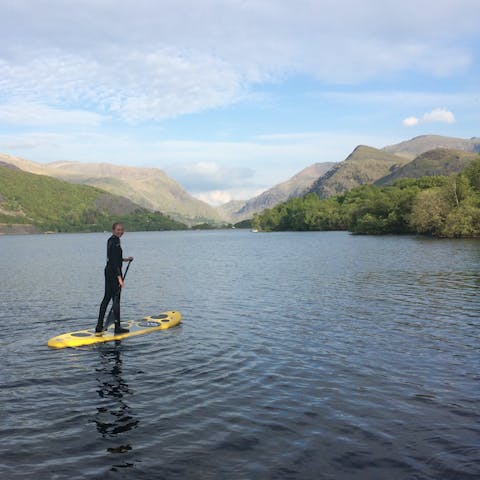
[122,259,132,281]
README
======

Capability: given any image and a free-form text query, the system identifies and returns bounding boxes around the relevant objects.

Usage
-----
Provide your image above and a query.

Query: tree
[252,165,480,237]
[409,188,451,236]
[463,157,480,192]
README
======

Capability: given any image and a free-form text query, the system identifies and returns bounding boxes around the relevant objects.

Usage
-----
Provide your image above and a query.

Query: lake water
[0,230,479,480]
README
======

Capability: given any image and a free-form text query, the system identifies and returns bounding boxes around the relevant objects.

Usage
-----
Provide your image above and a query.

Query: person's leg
[112,289,120,323]
[112,285,129,334]
[96,276,114,333]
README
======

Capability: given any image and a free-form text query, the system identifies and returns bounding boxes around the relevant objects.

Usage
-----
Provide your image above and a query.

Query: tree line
[252,157,480,238]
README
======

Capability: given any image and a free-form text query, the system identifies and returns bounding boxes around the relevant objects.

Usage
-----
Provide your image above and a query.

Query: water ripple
[1,231,479,479]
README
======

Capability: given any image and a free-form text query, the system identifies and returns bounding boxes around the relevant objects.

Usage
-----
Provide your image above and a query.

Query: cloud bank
[403,108,456,127]
[0,0,478,124]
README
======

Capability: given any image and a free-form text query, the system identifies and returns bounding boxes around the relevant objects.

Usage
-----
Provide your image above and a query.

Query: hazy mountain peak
[383,135,480,160]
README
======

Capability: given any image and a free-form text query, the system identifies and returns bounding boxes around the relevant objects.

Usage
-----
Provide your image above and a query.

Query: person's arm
[123,256,134,262]
[107,236,125,288]
[116,253,124,286]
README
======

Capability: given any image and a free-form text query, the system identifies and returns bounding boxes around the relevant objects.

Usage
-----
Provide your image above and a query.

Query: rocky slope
[308,146,409,198]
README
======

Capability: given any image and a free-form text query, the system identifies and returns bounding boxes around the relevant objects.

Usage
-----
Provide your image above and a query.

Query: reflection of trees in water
[95,345,138,457]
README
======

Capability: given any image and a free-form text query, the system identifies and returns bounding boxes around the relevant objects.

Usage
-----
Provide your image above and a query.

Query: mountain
[226,135,480,219]
[217,200,246,221]
[4,134,478,225]
[0,153,46,174]
[376,148,480,185]
[0,153,222,225]
[308,146,409,198]
[0,165,186,234]
[383,135,480,160]
[222,162,335,221]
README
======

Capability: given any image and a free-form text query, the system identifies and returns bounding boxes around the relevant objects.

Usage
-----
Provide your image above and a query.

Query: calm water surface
[0,231,479,480]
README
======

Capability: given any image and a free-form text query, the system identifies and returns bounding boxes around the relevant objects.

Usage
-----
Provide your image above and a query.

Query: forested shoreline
[252,158,480,238]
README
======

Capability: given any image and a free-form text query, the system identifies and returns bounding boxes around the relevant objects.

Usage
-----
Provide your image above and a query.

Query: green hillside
[0,166,186,233]
[376,148,479,185]
[0,154,222,225]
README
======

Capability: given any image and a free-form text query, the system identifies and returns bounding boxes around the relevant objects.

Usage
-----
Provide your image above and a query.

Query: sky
[0,0,479,205]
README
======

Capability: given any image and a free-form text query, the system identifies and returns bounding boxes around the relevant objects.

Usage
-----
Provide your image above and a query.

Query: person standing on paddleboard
[95,223,133,335]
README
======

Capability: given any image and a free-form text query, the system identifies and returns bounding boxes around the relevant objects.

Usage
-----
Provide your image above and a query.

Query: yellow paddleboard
[48,311,182,349]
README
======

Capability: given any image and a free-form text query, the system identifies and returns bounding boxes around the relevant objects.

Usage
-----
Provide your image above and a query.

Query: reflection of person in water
[94,346,138,452]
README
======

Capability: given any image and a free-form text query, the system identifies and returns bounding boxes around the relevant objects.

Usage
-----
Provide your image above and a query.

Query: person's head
[112,222,125,237]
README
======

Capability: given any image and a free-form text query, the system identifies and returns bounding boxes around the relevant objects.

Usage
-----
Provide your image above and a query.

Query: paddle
[104,260,132,330]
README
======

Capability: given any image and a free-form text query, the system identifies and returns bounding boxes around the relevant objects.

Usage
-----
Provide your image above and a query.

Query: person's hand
[118,277,125,288]
[125,256,134,262]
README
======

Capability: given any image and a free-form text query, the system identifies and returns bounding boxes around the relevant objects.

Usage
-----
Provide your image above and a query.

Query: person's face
[113,224,125,237]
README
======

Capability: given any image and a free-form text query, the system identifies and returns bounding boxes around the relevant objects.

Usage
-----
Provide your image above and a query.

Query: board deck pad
[48,311,182,349]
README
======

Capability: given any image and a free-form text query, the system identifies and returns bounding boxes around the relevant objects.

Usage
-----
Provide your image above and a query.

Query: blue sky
[0,0,479,204]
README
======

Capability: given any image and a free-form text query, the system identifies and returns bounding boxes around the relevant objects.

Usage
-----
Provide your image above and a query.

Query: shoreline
[0,223,41,235]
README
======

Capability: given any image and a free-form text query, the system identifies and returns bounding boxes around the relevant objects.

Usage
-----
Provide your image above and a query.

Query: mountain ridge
[308,145,409,198]
[383,135,480,160]
[0,154,221,225]
[2,134,480,224]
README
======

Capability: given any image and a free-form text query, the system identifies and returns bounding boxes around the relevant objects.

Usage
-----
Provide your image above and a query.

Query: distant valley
[220,162,335,222]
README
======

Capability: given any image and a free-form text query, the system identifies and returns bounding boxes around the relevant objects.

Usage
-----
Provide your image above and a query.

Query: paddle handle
[123,259,132,280]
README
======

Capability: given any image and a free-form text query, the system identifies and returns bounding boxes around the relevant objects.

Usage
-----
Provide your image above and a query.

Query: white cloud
[423,107,456,124]
[0,102,106,127]
[165,161,255,192]
[195,187,266,206]
[195,190,234,206]
[403,108,456,127]
[402,116,420,127]
[0,50,243,123]
[0,132,70,151]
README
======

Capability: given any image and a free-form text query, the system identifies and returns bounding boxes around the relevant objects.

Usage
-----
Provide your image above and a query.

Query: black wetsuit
[96,235,123,331]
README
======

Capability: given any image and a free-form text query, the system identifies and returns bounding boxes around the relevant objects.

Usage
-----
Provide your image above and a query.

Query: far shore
[0,224,41,235]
